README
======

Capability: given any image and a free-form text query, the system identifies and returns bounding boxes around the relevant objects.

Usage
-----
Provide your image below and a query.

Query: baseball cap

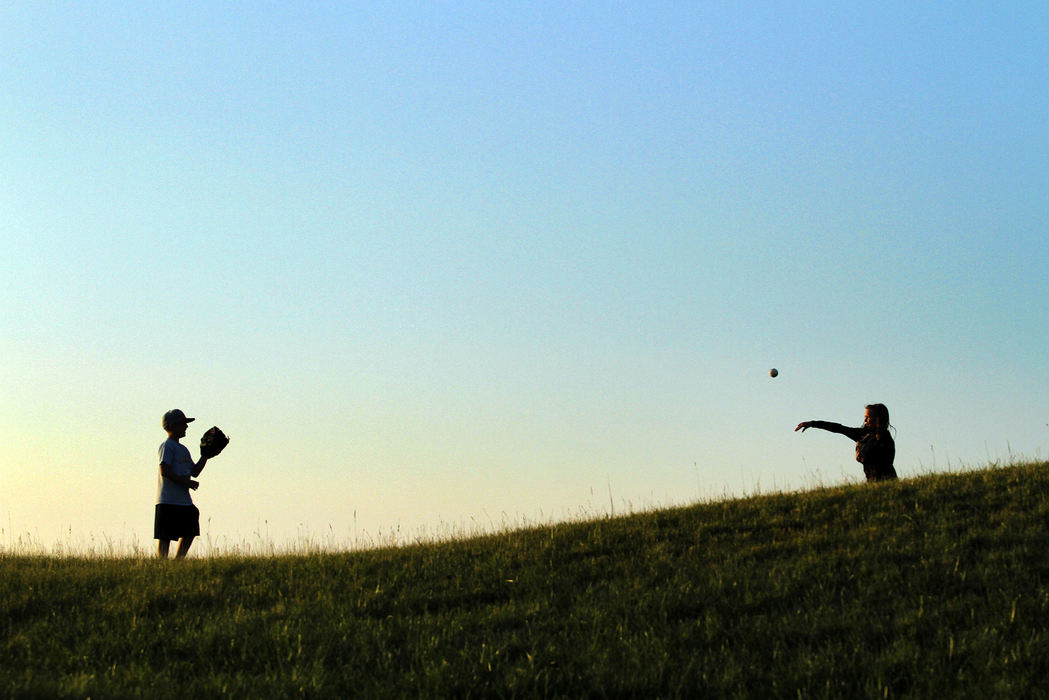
[162,409,196,430]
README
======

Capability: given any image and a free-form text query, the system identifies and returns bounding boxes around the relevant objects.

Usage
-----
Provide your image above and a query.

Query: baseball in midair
[769,368,779,378]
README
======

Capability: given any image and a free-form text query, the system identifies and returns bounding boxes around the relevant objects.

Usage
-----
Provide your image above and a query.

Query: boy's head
[162,409,195,438]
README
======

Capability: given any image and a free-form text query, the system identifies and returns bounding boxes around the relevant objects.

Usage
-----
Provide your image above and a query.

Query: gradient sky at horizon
[3,2,1048,553]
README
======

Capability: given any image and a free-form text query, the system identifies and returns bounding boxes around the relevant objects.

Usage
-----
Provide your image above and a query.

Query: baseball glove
[200,426,230,458]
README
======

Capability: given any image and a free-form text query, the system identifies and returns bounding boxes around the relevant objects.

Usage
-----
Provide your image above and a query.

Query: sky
[2,2,1048,554]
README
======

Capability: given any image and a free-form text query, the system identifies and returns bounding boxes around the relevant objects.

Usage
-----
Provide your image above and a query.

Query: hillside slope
[4,461,1049,698]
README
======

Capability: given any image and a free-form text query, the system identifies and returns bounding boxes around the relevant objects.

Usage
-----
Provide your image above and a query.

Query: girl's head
[864,403,890,431]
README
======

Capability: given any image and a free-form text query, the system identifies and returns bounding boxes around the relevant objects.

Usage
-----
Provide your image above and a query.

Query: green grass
[5,461,1049,698]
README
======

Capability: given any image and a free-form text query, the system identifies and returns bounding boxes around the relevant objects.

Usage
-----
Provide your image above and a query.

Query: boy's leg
[157,540,170,558]
[175,536,195,558]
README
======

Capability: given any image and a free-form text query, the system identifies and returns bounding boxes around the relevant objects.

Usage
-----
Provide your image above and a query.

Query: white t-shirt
[157,438,195,506]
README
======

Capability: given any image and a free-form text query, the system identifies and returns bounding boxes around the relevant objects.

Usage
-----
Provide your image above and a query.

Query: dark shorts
[154,504,200,540]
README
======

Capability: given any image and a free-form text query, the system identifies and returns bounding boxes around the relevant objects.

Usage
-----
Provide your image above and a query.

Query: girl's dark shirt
[808,421,897,482]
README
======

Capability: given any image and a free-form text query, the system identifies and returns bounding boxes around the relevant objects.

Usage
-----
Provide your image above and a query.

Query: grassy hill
[4,461,1049,698]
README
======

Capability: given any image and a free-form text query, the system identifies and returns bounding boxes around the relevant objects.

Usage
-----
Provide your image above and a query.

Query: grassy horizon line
[6,458,1039,560]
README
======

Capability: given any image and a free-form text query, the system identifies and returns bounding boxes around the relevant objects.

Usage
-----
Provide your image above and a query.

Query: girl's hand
[189,479,200,490]
[795,422,811,432]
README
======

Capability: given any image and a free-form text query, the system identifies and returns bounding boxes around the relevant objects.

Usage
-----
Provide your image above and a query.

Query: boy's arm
[160,462,199,490]
[191,456,208,478]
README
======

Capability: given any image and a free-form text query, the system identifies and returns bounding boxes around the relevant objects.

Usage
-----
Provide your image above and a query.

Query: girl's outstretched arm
[795,421,865,441]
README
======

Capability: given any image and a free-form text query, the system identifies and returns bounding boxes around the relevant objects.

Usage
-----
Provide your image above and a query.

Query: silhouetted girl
[796,403,897,482]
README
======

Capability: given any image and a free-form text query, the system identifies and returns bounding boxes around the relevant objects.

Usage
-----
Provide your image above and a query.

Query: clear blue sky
[3,2,1047,553]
